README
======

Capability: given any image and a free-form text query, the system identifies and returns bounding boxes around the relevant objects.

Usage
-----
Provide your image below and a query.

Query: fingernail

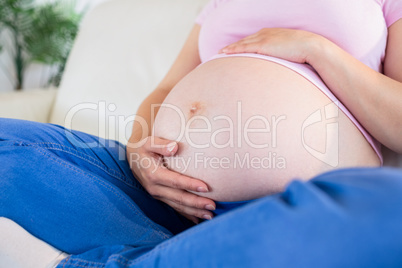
[221,48,228,53]
[167,142,176,152]
[205,205,215,211]
[197,187,208,193]
[203,215,213,220]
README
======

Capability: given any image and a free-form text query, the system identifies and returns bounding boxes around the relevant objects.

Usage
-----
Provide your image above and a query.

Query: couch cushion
[0,217,69,268]
[50,0,208,144]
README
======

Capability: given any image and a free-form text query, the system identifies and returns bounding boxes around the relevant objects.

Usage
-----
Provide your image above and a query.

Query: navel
[189,101,203,118]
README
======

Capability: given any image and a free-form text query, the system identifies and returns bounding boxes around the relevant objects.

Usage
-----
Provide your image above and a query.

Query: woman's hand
[219,28,322,64]
[126,136,216,224]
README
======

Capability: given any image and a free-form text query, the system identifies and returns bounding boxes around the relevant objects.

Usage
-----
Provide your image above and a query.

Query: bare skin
[153,56,379,201]
[126,20,402,223]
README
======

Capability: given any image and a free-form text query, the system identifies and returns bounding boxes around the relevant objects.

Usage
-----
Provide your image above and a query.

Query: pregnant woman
[128,0,399,221]
[1,0,402,267]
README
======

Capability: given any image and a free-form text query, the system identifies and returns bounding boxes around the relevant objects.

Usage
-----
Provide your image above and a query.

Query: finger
[157,167,211,193]
[219,37,260,53]
[240,36,261,44]
[160,197,214,220]
[221,43,251,54]
[222,39,262,54]
[152,184,216,211]
[143,136,178,156]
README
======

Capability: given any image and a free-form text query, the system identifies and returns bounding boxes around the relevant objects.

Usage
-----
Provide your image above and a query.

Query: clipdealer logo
[301,102,339,167]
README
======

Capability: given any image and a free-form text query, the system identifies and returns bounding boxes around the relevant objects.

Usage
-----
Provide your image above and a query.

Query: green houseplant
[0,0,82,90]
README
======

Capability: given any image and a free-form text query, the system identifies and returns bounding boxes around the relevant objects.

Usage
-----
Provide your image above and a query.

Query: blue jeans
[1,118,402,267]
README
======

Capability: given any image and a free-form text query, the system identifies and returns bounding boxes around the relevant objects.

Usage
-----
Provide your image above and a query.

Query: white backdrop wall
[0,0,109,92]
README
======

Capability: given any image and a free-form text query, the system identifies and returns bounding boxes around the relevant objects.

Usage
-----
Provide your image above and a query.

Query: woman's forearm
[128,88,171,144]
[127,25,202,146]
[307,36,402,153]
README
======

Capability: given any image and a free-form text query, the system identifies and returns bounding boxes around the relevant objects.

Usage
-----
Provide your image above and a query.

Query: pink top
[195,0,402,164]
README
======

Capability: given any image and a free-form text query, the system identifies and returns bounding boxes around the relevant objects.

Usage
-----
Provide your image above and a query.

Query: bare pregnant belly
[153,57,380,201]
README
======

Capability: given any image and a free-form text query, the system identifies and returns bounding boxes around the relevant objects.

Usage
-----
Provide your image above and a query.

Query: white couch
[0,0,401,266]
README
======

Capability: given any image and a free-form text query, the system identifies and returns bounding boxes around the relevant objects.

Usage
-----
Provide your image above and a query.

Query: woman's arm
[306,20,402,153]
[129,25,202,144]
[221,21,402,153]
[127,24,216,222]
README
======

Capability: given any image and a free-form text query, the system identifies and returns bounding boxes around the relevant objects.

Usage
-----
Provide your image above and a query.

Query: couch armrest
[0,88,57,123]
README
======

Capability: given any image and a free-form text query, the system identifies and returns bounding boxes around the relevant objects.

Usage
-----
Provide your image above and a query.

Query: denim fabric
[1,118,402,268]
[59,168,402,268]
[0,118,194,256]
[213,199,256,216]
